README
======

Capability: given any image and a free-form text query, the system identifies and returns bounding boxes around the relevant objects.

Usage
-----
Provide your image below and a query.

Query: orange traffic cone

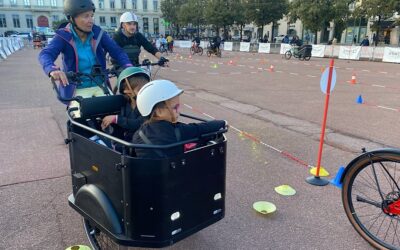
[268,65,275,72]
[189,55,192,59]
[350,72,357,84]
[228,59,233,65]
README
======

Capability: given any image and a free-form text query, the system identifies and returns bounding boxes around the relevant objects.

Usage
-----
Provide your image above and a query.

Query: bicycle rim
[342,151,400,250]
[83,218,123,250]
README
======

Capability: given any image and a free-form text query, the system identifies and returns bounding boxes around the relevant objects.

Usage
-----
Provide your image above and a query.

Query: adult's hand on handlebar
[159,57,169,67]
[50,70,69,86]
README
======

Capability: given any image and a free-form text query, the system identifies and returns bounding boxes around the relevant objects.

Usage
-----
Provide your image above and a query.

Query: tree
[230,0,249,41]
[204,0,234,37]
[161,0,186,35]
[52,18,68,30]
[178,0,207,37]
[246,0,289,40]
[289,0,351,44]
[354,0,400,45]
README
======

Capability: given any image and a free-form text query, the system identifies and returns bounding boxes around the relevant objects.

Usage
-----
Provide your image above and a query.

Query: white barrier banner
[338,46,361,60]
[8,39,15,53]
[0,39,7,59]
[1,38,11,56]
[258,43,270,53]
[223,42,233,51]
[240,42,250,52]
[311,45,325,57]
[178,40,191,48]
[382,47,400,63]
[12,38,20,51]
[200,41,207,49]
[280,43,292,54]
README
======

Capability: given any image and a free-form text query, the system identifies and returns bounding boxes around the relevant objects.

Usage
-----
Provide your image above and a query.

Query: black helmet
[64,0,95,19]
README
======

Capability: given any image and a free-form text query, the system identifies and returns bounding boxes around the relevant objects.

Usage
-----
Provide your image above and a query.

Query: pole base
[306,176,330,186]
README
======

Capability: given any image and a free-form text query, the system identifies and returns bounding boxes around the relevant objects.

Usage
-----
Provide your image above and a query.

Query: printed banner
[174,40,192,48]
[223,42,233,51]
[0,39,6,59]
[258,43,270,53]
[338,46,361,60]
[240,42,250,52]
[311,45,325,57]
[2,38,12,55]
[382,47,400,63]
[280,43,292,54]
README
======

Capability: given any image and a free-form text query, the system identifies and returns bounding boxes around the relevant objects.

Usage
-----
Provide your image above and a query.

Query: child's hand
[101,115,116,130]
[50,70,69,86]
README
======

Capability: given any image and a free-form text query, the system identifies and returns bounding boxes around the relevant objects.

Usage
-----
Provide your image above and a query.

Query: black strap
[174,127,181,141]
[138,130,165,158]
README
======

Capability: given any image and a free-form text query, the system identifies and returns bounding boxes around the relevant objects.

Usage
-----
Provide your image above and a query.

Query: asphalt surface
[2,45,399,250]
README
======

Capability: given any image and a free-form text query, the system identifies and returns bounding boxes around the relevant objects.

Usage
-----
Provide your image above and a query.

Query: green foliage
[160,0,185,25]
[52,18,68,30]
[246,0,289,27]
[178,0,206,26]
[289,0,351,43]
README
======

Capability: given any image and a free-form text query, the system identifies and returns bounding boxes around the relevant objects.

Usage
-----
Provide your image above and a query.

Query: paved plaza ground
[1,45,399,249]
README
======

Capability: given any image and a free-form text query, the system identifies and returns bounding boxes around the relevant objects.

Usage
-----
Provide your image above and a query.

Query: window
[131,0,137,10]
[13,14,20,28]
[98,0,104,9]
[110,0,115,9]
[24,0,31,6]
[52,15,59,22]
[26,15,33,28]
[153,18,159,34]
[143,17,148,33]
[51,0,57,7]
[153,0,158,11]
[0,14,7,28]
[121,0,126,9]
[37,0,44,6]
[10,0,17,6]
[110,16,117,27]
[99,16,106,26]
[0,0,3,7]
[143,0,147,11]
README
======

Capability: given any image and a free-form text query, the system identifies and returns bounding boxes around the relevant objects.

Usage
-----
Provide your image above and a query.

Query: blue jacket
[38,23,132,102]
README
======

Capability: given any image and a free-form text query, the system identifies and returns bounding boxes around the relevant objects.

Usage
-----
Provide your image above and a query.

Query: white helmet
[137,80,183,116]
[120,12,138,24]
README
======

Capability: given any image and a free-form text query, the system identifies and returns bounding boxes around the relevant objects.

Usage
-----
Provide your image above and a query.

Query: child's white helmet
[137,80,183,116]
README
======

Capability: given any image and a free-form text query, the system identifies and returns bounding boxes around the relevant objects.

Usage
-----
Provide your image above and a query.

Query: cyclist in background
[112,11,165,70]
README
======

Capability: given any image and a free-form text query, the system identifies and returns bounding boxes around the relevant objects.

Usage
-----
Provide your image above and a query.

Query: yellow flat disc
[274,185,296,196]
[309,166,330,177]
[65,245,92,250]
[253,201,277,215]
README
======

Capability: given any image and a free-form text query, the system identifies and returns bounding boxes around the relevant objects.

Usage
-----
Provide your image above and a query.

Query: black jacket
[112,30,158,66]
[117,103,146,132]
[132,120,226,158]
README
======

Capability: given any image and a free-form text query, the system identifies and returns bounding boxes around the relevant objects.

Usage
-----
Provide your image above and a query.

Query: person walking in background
[360,36,369,46]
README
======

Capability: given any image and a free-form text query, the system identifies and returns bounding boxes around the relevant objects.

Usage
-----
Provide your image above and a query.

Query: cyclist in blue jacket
[38,0,132,110]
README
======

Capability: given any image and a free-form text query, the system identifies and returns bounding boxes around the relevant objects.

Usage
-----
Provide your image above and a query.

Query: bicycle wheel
[342,149,400,250]
[217,49,221,58]
[198,47,203,56]
[190,47,195,55]
[304,56,311,61]
[284,51,292,60]
[83,218,127,250]
[206,50,212,57]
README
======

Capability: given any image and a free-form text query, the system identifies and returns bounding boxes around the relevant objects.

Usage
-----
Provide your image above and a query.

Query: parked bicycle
[190,42,203,56]
[159,43,168,55]
[339,147,400,250]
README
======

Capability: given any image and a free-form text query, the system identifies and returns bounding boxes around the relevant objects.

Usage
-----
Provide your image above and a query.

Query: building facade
[0,0,165,37]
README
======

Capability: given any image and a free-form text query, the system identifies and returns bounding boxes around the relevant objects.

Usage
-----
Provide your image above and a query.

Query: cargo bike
[51,62,228,249]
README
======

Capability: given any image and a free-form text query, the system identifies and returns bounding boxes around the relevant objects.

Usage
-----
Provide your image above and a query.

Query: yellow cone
[274,185,296,196]
[65,245,91,250]
[253,201,276,215]
[309,166,330,177]
[212,64,218,69]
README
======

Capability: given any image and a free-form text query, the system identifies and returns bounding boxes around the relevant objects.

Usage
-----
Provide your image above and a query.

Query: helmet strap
[124,78,137,108]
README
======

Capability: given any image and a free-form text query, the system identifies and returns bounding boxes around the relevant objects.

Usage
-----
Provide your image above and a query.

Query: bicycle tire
[217,49,221,58]
[83,218,126,250]
[304,56,311,61]
[284,51,292,60]
[198,47,203,56]
[342,149,400,250]
[190,47,195,55]
[206,50,211,57]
